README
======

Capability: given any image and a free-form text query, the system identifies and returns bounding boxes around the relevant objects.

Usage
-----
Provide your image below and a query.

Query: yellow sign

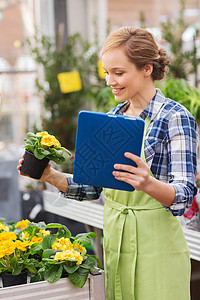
[57,71,82,93]
[98,60,106,79]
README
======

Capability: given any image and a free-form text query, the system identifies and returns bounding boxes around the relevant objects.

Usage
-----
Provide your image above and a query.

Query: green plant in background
[27,32,92,151]
[156,76,200,120]
[161,0,199,80]
[27,21,114,154]
[87,85,115,113]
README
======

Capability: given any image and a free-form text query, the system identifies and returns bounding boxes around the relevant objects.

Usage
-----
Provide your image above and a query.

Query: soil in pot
[20,150,49,180]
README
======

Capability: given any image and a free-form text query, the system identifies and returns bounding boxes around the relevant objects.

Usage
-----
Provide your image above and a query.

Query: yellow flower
[22,232,29,240]
[53,137,61,148]
[39,229,51,237]
[36,131,49,137]
[0,240,16,256]
[73,242,86,253]
[0,222,9,232]
[15,240,31,251]
[52,237,73,251]
[54,249,83,265]
[41,135,61,148]
[31,236,43,244]
[15,219,30,229]
[0,231,17,241]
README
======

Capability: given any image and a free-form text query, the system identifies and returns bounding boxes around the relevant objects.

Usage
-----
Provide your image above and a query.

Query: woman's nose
[106,75,116,86]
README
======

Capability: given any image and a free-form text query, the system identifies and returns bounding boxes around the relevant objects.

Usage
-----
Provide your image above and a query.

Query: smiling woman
[18,26,199,300]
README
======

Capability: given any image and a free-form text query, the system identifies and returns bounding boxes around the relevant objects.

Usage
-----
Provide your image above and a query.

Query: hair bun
[152,48,169,81]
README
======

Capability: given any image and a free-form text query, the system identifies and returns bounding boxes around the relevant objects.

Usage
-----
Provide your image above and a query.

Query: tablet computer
[73,110,145,191]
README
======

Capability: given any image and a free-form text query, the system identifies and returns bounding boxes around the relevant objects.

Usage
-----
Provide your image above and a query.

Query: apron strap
[109,202,137,300]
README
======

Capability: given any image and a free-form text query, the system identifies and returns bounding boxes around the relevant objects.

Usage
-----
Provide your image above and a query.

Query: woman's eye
[115,72,123,76]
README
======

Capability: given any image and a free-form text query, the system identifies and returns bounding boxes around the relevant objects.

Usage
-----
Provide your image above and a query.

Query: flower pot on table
[20,150,49,180]
[0,272,27,287]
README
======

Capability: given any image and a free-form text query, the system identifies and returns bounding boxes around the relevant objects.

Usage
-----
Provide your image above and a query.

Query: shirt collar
[141,88,165,121]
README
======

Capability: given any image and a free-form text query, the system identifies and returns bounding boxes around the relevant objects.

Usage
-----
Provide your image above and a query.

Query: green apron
[103,117,191,300]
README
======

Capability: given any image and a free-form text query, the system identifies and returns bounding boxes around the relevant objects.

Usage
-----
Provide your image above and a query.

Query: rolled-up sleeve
[166,111,199,216]
[61,173,103,201]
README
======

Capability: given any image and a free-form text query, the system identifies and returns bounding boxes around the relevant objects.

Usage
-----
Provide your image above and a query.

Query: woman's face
[102,47,149,103]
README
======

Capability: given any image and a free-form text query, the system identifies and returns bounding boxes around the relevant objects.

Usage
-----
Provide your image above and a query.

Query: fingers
[17,153,25,170]
[112,152,150,191]
[17,153,25,174]
[17,158,24,170]
[124,152,143,166]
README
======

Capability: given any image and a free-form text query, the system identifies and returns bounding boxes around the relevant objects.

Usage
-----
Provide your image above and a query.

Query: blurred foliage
[156,76,200,120]
[27,22,114,152]
[161,0,200,79]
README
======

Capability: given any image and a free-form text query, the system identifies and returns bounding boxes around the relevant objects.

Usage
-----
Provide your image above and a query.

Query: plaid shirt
[63,88,199,216]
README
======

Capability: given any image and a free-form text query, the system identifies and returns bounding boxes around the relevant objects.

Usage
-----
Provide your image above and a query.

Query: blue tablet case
[73,111,145,191]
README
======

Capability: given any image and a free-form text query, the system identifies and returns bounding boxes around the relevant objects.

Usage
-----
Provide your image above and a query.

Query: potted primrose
[20,131,71,179]
[0,218,103,288]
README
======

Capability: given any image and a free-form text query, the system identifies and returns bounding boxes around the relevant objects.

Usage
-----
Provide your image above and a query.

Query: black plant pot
[20,150,50,180]
[1,272,27,287]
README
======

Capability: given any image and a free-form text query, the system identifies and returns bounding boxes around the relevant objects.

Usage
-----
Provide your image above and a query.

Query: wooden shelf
[0,272,104,300]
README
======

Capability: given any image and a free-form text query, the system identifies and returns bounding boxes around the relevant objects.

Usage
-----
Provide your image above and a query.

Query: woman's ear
[143,64,153,77]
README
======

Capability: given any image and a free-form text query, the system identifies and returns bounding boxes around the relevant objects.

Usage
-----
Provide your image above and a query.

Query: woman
[18,27,198,300]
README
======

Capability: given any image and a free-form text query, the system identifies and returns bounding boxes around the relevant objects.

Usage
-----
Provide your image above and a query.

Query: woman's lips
[112,88,125,95]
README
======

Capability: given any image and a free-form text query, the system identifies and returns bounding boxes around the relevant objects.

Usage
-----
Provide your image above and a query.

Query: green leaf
[74,232,97,245]
[58,147,71,156]
[80,256,96,270]
[44,265,63,283]
[25,145,34,153]
[63,263,79,274]
[28,221,46,231]
[68,267,89,288]
[30,271,44,283]
[46,223,71,238]
[30,243,43,254]
[42,249,57,258]
[52,149,63,157]
[48,156,65,165]
[27,132,37,138]
[41,149,51,156]
[12,267,23,275]
[87,254,103,269]
[34,148,45,160]
[85,232,98,238]
[42,258,58,264]
[41,234,57,250]
[26,264,37,274]
[10,256,18,269]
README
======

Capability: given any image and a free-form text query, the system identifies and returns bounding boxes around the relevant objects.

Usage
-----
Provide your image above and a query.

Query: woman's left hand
[113,152,151,191]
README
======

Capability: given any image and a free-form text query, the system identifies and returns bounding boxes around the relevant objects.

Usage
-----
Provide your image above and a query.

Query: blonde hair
[100,26,169,81]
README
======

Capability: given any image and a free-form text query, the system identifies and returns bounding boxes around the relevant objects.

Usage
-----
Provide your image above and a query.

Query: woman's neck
[126,88,156,118]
